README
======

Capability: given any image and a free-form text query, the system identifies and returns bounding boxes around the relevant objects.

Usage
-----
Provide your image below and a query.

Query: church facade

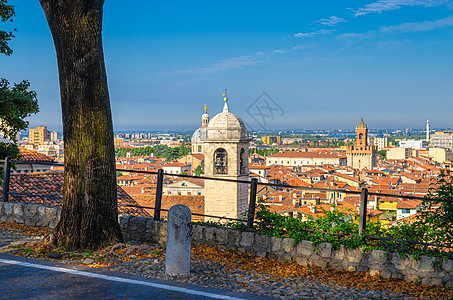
[346,118,377,170]
[191,93,249,220]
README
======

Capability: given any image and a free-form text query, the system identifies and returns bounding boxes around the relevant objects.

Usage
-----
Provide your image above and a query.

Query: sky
[1,0,453,132]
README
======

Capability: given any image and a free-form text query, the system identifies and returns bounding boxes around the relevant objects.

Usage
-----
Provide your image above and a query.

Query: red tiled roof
[267,151,346,159]
[19,148,55,162]
[0,171,150,218]
[128,194,205,221]
[396,199,423,209]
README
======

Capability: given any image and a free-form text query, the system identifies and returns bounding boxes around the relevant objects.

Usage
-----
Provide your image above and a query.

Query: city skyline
[1,0,453,131]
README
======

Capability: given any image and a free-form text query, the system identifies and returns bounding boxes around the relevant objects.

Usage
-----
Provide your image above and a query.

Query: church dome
[357,117,367,129]
[191,127,207,143]
[206,94,247,140]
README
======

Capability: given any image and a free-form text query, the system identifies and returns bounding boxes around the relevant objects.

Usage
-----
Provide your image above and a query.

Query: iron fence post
[247,178,258,230]
[2,156,11,202]
[154,169,164,221]
[358,187,368,236]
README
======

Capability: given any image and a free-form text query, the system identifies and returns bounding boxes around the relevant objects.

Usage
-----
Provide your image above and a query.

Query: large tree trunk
[39,0,123,249]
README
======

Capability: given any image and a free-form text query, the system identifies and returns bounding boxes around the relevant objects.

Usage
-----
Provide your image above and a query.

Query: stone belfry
[346,117,377,170]
[201,92,249,220]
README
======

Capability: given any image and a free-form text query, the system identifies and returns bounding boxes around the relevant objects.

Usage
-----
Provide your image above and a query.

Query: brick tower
[346,117,377,170]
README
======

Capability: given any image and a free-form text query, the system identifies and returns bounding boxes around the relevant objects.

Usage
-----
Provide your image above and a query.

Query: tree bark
[39,0,123,249]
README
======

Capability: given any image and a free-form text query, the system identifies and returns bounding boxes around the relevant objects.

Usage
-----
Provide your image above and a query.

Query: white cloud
[162,55,262,76]
[380,15,453,32]
[354,0,449,16]
[273,49,286,53]
[294,32,315,38]
[294,29,335,38]
[316,16,347,26]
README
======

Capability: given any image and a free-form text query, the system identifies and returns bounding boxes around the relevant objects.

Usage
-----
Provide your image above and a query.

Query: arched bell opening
[214,148,228,175]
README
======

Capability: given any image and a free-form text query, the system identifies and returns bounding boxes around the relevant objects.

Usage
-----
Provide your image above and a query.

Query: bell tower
[201,92,249,220]
[356,117,368,148]
[346,117,377,170]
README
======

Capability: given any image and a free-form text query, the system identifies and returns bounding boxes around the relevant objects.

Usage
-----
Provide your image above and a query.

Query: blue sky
[1,0,453,131]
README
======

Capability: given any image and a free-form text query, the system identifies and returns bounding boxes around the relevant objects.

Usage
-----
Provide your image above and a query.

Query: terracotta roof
[191,153,205,160]
[128,194,205,221]
[18,148,55,162]
[0,171,150,218]
[396,199,423,209]
[267,151,346,159]
[164,162,187,168]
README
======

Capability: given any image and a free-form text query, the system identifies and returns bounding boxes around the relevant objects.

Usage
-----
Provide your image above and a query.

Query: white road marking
[0,258,247,300]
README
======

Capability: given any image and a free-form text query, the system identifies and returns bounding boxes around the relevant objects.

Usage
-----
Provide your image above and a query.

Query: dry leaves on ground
[1,221,452,299]
[192,245,453,299]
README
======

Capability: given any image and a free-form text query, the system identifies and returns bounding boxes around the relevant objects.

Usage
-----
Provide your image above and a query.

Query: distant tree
[377,150,386,159]
[194,165,204,176]
[178,142,190,157]
[39,0,122,250]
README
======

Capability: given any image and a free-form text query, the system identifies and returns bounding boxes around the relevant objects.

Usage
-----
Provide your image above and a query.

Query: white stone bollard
[165,204,192,275]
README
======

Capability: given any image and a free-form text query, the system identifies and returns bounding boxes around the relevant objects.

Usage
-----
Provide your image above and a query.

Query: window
[402,209,411,214]
[214,148,228,174]
[198,145,202,152]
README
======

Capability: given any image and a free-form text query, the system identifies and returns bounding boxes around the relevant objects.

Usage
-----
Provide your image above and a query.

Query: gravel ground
[109,256,423,300]
[0,226,435,299]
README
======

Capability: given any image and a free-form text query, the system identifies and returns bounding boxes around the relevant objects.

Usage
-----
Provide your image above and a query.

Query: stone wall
[1,202,451,287]
[0,201,60,228]
[119,215,453,287]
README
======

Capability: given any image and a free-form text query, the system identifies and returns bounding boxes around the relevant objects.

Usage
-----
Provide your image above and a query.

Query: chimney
[315,198,320,206]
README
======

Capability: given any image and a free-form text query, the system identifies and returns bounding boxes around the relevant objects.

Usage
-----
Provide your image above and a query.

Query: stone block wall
[0,201,60,228]
[119,215,453,287]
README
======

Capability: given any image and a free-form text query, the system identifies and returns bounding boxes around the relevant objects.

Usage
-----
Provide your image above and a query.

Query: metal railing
[2,157,453,249]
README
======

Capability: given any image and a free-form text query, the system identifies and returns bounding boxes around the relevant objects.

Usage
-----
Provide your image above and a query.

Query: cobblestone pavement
[111,256,423,300]
[0,253,271,300]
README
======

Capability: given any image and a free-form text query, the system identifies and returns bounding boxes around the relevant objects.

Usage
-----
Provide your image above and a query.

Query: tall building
[29,126,50,145]
[430,131,453,149]
[50,131,58,141]
[346,117,377,170]
[426,120,430,143]
[372,137,388,151]
[196,92,249,220]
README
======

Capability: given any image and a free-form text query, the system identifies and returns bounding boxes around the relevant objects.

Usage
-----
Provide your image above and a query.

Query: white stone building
[191,92,249,220]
